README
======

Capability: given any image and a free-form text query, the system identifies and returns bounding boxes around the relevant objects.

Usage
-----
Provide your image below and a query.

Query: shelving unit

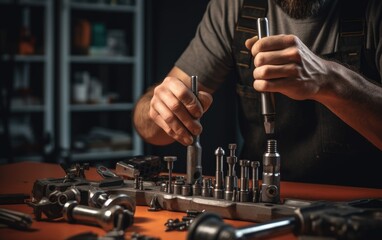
[0,0,54,162]
[58,0,144,162]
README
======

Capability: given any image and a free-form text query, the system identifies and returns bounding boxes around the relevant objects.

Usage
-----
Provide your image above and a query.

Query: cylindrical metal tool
[257,17,276,135]
[164,156,177,194]
[261,139,281,203]
[239,160,251,202]
[201,178,212,197]
[63,201,132,231]
[187,212,296,240]
[251,161,260,203]
[214,147,225,199]
[224,144,238,201]
[187,76,203,185]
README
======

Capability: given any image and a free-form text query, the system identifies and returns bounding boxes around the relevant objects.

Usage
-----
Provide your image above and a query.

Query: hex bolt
[164,156,177,194]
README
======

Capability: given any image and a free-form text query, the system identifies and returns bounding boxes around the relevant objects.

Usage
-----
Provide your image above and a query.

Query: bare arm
[246,35,382,150]
[133,66,213,146]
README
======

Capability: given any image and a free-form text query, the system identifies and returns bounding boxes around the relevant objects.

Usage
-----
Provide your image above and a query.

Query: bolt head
[164,156,177,162]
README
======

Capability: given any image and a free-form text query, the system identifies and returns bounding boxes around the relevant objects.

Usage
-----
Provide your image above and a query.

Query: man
[134,0,382,188]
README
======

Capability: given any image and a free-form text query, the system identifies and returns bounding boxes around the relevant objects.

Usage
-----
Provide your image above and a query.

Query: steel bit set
[155,140,280,205]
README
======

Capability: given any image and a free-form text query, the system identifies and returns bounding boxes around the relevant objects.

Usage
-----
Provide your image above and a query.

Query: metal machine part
[186,75,202,185]
[214,147,225,199]
[63,201,133,232]
[0,208,33,230]
[115,155,162,179]
[187,200,382,240]
[225,144,238,201]
[239,160,251,202]
[251,161,260,203]
[187,212,295,240]
[164,156,177,194]
[257,17,276,135]
[261,139,281,203]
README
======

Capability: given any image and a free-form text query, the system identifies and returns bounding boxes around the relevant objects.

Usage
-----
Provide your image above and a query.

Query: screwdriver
[186,76,202,185]
[257,17,276,135]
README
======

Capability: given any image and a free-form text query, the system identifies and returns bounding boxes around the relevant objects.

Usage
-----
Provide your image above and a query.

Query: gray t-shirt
[175,0,382,90]
[174,0,382,187]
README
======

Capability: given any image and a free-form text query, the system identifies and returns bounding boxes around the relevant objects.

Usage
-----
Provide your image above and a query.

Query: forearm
[314,60,382,150]
[133,88,175,146]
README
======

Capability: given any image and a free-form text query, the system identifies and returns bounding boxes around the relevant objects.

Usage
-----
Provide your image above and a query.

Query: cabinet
[58,0,144,161]
[0,0,54,162]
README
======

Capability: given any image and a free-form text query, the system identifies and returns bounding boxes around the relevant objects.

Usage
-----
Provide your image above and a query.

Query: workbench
[0,162,381,240]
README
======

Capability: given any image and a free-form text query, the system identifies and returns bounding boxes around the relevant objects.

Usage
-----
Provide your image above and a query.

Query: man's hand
[148,75,213,146]
[245,34,329,101]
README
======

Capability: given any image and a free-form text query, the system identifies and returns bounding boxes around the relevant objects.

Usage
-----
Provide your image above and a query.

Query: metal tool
[63,201,132,232]
[164,156,177,193]
[0,208,32,230]
[261,139,281,203]
[225,144,238,201]
[214,147,225,199]
[251,161,260,203]
[257,17,276,135]
[186,75,202,185]
[187,199,382,240]
[239,160,251,202]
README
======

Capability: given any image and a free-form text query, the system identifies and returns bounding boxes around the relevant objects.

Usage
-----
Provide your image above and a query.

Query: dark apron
[232,0,382,188]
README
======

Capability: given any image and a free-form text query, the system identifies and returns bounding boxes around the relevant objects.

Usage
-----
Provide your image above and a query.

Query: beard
[274,0,328,19]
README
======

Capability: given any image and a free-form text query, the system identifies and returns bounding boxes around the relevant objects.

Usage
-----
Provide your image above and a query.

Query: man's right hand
[149,74,213,146]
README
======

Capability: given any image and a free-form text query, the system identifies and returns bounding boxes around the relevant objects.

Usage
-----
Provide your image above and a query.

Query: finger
[253,63,300,80]
[254,47,302,67]
[253,78,285,93]
[168,79,204,119]
[150,99,194,145]
[197,91,213,113]
[245,36,259,50]
[251,34,299,57]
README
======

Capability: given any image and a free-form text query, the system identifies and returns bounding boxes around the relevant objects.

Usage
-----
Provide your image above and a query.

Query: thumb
[245,36,258,50]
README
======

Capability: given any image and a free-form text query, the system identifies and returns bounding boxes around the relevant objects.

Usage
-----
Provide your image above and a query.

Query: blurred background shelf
[58,0,144,162]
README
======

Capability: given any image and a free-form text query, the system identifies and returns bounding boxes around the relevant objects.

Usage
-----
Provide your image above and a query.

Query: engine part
[261,139,281,203]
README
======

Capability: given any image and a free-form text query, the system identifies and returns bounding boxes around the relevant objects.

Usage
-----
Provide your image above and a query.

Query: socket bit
[257,17,276,135]
[187,76,202,185]
[261,139,281,203]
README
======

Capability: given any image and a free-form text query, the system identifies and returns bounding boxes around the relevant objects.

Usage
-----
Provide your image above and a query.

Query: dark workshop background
[145,0,238,175]
[0,0,237,176]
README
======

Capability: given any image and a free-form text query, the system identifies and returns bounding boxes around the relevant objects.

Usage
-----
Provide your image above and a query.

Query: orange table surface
[0,162,381,240]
